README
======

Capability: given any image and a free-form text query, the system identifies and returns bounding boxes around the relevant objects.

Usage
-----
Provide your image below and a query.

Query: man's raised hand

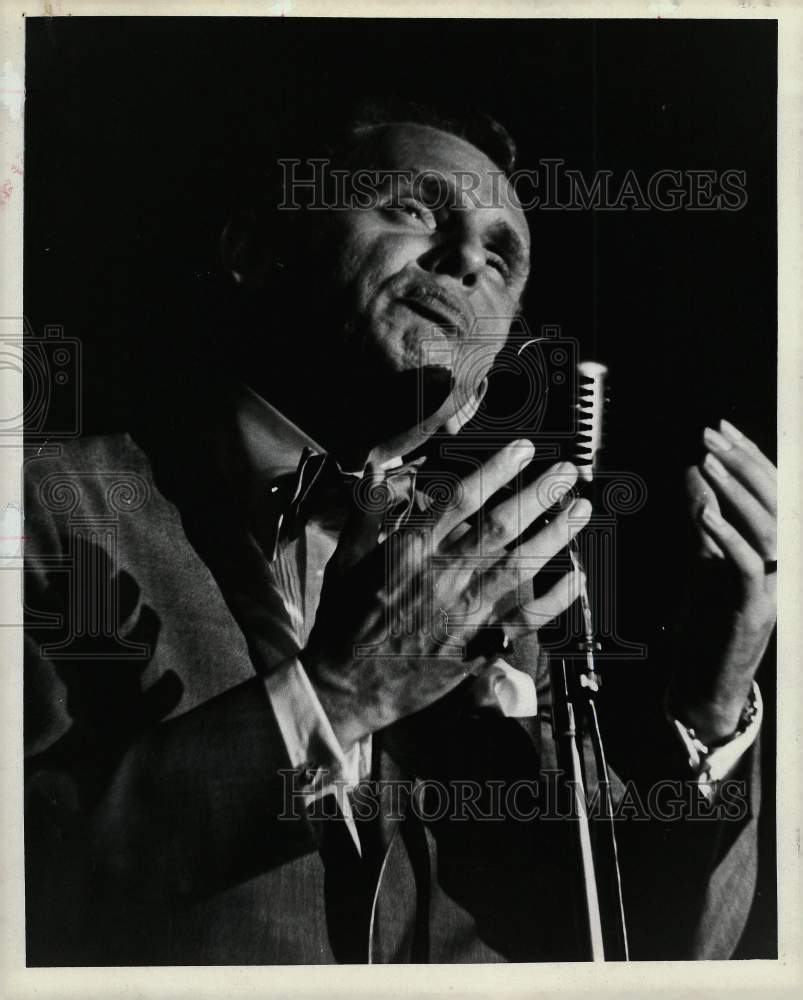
[301,442,590,750]
[674,418,777,744]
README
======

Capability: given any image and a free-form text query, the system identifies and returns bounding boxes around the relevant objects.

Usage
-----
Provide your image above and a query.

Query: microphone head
[574,360,608,482]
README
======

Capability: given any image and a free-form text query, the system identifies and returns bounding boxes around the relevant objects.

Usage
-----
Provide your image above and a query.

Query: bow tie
[261,447,425,560]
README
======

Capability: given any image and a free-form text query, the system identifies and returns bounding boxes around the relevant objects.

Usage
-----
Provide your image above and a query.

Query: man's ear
[220,211,274,287]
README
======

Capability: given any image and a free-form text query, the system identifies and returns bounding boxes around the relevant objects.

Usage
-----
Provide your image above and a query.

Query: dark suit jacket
[23,401,761,965]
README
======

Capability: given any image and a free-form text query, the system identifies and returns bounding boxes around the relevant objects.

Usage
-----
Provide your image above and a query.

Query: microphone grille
[574,360,608,482]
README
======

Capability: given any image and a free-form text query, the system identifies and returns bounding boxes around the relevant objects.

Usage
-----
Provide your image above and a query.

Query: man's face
[318,123,531,431]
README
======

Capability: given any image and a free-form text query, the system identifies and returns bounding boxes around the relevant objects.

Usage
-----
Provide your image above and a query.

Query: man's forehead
[355,121,530,244]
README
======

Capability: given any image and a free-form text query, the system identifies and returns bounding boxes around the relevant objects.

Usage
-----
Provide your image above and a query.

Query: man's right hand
[300,442,591,750]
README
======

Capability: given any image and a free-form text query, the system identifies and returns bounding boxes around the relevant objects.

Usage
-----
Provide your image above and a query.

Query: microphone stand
[548,361,630,962]
[549,651,606,961]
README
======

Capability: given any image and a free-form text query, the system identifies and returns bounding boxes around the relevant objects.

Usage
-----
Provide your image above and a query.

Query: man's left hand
[672,418,777,745]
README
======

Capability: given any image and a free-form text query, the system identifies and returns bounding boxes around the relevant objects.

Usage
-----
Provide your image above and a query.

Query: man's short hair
[327,97,518,176]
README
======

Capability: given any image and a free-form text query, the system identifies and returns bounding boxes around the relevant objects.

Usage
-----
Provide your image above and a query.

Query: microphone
[573,360,609,485]
[568,359,608,641]
[566,359,607,665]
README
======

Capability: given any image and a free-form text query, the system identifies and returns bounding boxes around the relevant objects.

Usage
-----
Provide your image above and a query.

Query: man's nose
[420,224,487,289]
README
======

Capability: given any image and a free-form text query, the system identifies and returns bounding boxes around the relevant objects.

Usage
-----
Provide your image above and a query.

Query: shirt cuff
[263,657,372,853]
[470,658,538,717]
[669,681,762,800]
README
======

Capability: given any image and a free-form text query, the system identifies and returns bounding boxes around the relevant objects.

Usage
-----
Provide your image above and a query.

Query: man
[24,102,776,964]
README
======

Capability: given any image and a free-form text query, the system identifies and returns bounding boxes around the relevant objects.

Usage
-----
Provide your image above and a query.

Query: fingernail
[703,452,729,481]
[568,497,592,519]
[511,439,535,462]
[544,459,571,476]
[703,426,733,452]
[719,418,744,444]
[700,504,724,527]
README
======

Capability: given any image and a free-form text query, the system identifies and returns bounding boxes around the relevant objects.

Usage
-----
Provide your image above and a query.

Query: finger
[375,527,432,640]
[514,496,592,563]
[449,460,578,557]
[433,438,536,545]
[720,419,777,477]
[698,504,764,582]
[382,521,433,607]
[458,497,592,618]
[704,425,776,516]
[457,566,586,640]
[332,462,386,572]
[431,522,477,609]
[700,451,776,558]
[685,465,725,560]
[509,567,586,632]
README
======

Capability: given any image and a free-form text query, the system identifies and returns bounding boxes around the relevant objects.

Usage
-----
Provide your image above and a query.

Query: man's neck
[247,371,439,473]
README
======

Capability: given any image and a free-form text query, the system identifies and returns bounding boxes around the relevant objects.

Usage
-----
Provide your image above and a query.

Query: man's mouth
[396,288,470,338]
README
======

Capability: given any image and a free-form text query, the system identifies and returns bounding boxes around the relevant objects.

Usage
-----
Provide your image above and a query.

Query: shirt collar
[231,381,404,488]
[232,381,326,487]
[229,383,423,560]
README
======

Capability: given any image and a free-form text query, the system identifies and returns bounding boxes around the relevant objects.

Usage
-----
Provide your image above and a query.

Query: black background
[24,17,777,958]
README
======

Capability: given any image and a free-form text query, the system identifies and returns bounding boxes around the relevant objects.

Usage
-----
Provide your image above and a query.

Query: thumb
[331,462,387,573]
